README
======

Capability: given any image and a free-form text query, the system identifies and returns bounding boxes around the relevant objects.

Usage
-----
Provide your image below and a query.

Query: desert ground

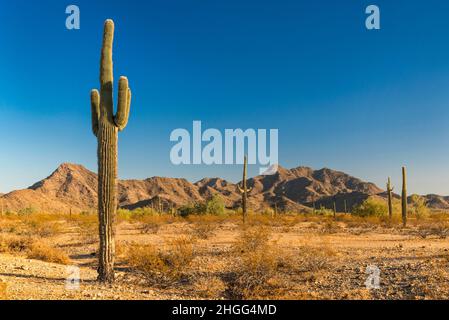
[1,211,449,300]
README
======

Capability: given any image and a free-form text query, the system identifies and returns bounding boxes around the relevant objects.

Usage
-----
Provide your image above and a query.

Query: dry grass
[192,276,227,298]
[0,214,64,238]
[27,243,70,265]
[3,210,449,300]
[0,281,7,300]
[0,234,33,253]
[190,220,217,240]
[0,234,70,265]
[226,226,283,299]
[413,222,449,239]
[125,236,196,286]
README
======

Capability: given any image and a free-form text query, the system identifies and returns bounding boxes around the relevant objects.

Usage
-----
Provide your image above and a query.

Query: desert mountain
[3,162,441,214]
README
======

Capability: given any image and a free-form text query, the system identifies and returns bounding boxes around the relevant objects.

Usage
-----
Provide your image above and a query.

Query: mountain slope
[0,163,392,213]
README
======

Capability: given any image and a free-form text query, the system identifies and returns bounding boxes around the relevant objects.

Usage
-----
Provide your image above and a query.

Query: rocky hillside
[3,162,442,214]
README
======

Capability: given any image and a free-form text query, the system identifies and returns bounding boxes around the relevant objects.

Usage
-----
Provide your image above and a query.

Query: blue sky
[1,0,449,195]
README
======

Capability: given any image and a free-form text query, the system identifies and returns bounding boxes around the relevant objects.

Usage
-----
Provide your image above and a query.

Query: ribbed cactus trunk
[401,167,407,227]
[91,20,132,283]
[387,177,394,220]
[238,156,252,224]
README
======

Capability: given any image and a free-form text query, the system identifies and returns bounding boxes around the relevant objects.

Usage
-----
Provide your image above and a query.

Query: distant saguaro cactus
[387,177,394,220]
[333,201,337,218]
[90,19,132,283]
[237,156,252,223]
[401,167,407,227]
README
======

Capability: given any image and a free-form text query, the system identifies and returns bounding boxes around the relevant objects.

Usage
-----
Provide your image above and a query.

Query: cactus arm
[100,20,114,86]
[114,76,131,130]
[237,184,244,193]
[100,20,114,118]
[247,186,253,193]
[91,89,100,136]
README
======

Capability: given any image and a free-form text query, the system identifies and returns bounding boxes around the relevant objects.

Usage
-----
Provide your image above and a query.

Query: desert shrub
[226,248,279,299]
[234,226,271,253]
[72,213,98,233]
[295,241,336,272]
[126,236,196,285]
[414,222,449,239]
[178,203,204,217]
[17,207,38,216]
[137,215,164,234]
[190,220,217,239]
[117,208,133,221]
[22,220,62,238]
[193,276,226,298]
[129,207,158,218]
[0,235,33,253]
[352,198,388,217]
[178,196,225,217]
[205,195,225,216]
[27,243,70,264]
[320,219,341,234]
[227,226,281,299]
[409,195,430,220]
[314,207,335,217]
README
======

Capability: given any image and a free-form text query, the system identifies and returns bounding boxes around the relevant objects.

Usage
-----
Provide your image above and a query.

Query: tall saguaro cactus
[90,20,132,283]
[386,177,394,220]
[401,167,407,227]
[237,156,252,223]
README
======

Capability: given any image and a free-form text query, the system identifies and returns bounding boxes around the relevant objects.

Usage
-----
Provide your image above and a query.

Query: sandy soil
[1,218,449,300]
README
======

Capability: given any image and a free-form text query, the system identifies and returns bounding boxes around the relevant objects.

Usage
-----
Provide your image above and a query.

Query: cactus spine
[90,20,132,283]
[387,177,394,220]
[401,167,407,227]
[237,156,252,223]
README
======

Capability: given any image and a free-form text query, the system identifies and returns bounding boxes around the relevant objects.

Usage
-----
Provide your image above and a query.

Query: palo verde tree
[237,156,252,223]
[90,19,132,282]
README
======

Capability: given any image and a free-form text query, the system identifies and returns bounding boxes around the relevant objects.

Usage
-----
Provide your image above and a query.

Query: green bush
[352,197,387,217]
[314,207,335,217]
[409,194,430,219]
[205,195,225,216]
[178,195,225,217]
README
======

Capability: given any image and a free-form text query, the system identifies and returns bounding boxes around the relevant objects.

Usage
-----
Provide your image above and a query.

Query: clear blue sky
[1,0,449,195]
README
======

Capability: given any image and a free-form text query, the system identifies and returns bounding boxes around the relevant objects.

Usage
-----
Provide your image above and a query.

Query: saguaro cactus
[333,201,337,218]
[386,177,394,220]
[90,19,132,283]
[237,156,252,223]
[401,167,407,227]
